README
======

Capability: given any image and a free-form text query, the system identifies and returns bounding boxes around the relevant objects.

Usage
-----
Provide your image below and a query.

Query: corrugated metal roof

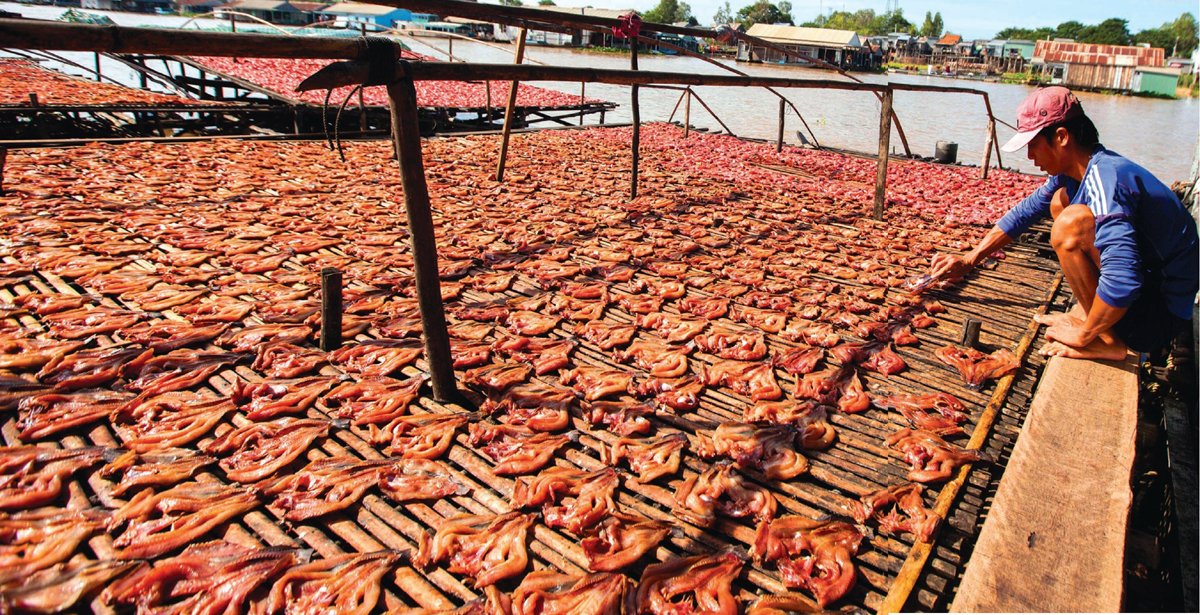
[1034,40,1164,67]
[1135,66,1181,75]
[221,0,298,11]
[936,33,961,46]
[744,23,861,48]
[321,1,403,15]
[540,5,634,21]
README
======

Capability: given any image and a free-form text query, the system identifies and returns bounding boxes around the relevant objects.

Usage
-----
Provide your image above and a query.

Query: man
[930,86,1198,360]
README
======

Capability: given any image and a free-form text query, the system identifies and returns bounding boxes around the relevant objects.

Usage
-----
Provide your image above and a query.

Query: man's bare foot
[1034,304,1086,328]
[1038,339,1128,361]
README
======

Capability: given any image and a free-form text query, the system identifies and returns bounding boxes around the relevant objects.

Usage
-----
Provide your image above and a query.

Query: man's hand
[929,253,974,281]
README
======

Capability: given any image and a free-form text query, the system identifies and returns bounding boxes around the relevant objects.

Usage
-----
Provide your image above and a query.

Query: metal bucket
[934,141,958,164]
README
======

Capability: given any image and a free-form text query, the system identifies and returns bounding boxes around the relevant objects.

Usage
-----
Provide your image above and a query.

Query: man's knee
[1050,204,1096,252]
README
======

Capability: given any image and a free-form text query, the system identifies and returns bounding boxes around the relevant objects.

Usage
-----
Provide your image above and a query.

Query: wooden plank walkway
[951,353,1139,612]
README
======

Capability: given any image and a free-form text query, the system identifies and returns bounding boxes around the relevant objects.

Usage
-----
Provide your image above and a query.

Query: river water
[4,2,1198,182]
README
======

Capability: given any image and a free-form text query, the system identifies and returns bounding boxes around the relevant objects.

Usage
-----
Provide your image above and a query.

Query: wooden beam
[683,89,690,137]
[776,98,785,153]
[981,117,995,180]
[686,89,735,137]
[319,267,343,351]
[494,28,526,182]
[630,40,640,200]
[872,88,893,220]
[386,69,458,402]
[0,18,364,59]
[371,0,712,38]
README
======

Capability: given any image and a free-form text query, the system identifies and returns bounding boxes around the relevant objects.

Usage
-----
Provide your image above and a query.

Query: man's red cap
[1001,86,1084,152]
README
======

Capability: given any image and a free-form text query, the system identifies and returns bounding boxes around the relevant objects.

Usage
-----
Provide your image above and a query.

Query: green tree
[537,0,555,5]
[1086,18,1132,45]
[777,0,792,24]
[873,8,913,35]
[736,1,793,26]
[1170,12,1198,55]
[643,0,694,24]
[1053,20,1086,40]
[996,26,1055,40]
[919,11,943,37]
[1134,26,1175,51]
[498,0,522,6]
[713,1,733,25]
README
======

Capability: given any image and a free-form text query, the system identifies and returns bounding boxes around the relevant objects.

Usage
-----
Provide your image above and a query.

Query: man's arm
[1046,298,1127,347]
[929,177,1062,282]
[929,226,1013,280]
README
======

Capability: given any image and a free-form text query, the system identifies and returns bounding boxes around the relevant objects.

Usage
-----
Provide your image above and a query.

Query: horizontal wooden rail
[0,18,369,59]
[382,0,712,39]
[297,60,890,93]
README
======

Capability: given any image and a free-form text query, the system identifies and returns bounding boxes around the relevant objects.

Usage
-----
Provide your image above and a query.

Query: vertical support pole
[494,28,526,182]
[981,116,995,179]
[387,70,457,402]
[962,318,982,348]
[230,13,239,64]
[319,267,343,351]
[0,147,7,195]
[982,95,1004,171]
[485,81,493,126]
[93,52,101,82]
[683,89,690,137]
[448,36,453,61]
[776,97,785,152]
[873,88,894,221]
[630,41,640,200]
[579,82,585,126]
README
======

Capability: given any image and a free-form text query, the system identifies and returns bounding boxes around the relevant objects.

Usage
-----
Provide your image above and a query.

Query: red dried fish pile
[190,55,603,109]
[0,58,216,107]
[0,122,1052,611]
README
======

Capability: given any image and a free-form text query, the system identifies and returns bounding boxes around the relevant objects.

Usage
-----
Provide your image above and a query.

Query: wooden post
[93,52,101,81]
[776,97,785,152]
[873,88,893,220]
[630,40,640,199]
[982,93,1003,171]
[387,70,457,402]
[683,89,690,137]
[687,89,735,137]
[666,88,686,123]
[357,28,368,133]
[494,28,526,181]
[991,121,1003,170]
[0,147,6,195]
[319,267,343,351]
[229,13,238,63]
[448,36,453,61]
[482,80,492,126]
[981,117,995,179]
[578,82,585,126]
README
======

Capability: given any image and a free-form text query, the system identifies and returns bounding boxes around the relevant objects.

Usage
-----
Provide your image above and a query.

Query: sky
[503,0,1198,40]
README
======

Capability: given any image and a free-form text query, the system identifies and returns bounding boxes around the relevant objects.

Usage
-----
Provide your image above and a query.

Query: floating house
[1032,40,1171,93]
[319,2,434,29]
[736,23,867,69]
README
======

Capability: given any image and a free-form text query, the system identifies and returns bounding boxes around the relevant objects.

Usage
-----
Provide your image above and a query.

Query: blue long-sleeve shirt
[997,146,1198,320]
